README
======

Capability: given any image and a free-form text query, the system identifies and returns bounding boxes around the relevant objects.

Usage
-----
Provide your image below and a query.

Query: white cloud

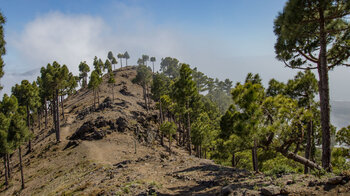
[11,12,107,73]
[3,2,350,107]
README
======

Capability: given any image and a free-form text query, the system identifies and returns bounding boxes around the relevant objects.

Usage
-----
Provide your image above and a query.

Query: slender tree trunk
[318,8,331,172]
[6,154,10,179]
[143,86,149,111]
[19,146,24,189]
[146,87,151,108]
[311,126,316,162]
[187,101,192,155]
[126,59,128,66]
[44,98,48,129]
[3,155,8,186]
[200,145,202,158]
[50,102,53,116]
[277,147,322,170]
[61,95,64,119]
[134,139,137,154]
[53,94,57,137]
[252,139,258,172]
[120,58,123,67]
[159,101,164,123]
[38,110,41,130]
[55,90,60,142]
[177,122,180,146]
[93,89,96,108]
[305,120,313,174]
[152,62,154,73]
[97,88,100,105]
[232,152,236,167]
[182,120,186,147]
[112,86,114,102]
[26,104,32,152]
[169,133,171,156]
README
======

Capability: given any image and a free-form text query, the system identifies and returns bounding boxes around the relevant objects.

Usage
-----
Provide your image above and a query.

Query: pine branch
[296,48,318,63]
[282,59,317,70]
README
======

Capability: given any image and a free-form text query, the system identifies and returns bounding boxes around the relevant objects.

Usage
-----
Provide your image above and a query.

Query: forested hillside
[0,0,350,195]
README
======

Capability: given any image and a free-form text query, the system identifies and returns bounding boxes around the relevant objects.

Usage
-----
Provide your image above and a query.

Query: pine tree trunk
[169,133,171,156]
[38,110,41,130]
[97,88,100,105]
[61,95,64,119]
[305,120,313,174]
[159,101,164,123]
[126,59,128,66]
[55,89,60,142]
[53,94,57,139]
[93,89,96,108]
[152,62,154,73]
[3,155,8,186]
[19,146,24,189]
[177,122,181,146]
[252,139,258,172]
[44,99,48,129]
[143,86,149,111]
[231,152,236,167]
[187,101,192,155]
[6,154,10,179]
[50,102,53,116]
[134,139,137,154]
[26,104,32,152]
[182,120,186,147]
[112,86,114,102]
[120,58,123,67]
[277,147,322,170]
[318,8,331,172]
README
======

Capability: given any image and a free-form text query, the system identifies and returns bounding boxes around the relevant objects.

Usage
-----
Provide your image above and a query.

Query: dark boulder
[116,117,129,132]
[70,122,106,140]
[119,85,133,96]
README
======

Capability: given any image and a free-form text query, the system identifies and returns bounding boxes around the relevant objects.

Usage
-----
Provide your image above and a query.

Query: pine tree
[124,51,130,66]
[150,57,156,73]
[8,111,30,189]
[160,57,180,79]
[40,62,69,142]
[107,64,116,101]
[173,64,197,155]
[285,71,319,173]
[192,68,209,93]
[133,65,152,111]
[142,55,149,66]
[104,59,112,73]
[160,121,177,155]
[12,80,40,152]
[93,56,103,76]
[107,51,116,70]
[229,75,265,172]
[78,61,90,88]
[117,53,124,67]
[0,94,19,185]
[274,0,350,171]
[88,70,102,108]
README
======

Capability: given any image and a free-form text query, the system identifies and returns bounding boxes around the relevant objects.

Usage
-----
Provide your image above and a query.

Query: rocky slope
[0,66,350,196]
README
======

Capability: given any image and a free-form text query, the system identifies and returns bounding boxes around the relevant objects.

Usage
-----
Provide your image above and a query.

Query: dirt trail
[60,114,75,142]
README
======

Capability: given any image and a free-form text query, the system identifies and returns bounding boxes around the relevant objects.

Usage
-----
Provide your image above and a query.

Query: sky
[0,0,350,103]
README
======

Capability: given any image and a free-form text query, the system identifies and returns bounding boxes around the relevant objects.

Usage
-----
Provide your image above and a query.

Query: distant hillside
[331,100,350,129]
